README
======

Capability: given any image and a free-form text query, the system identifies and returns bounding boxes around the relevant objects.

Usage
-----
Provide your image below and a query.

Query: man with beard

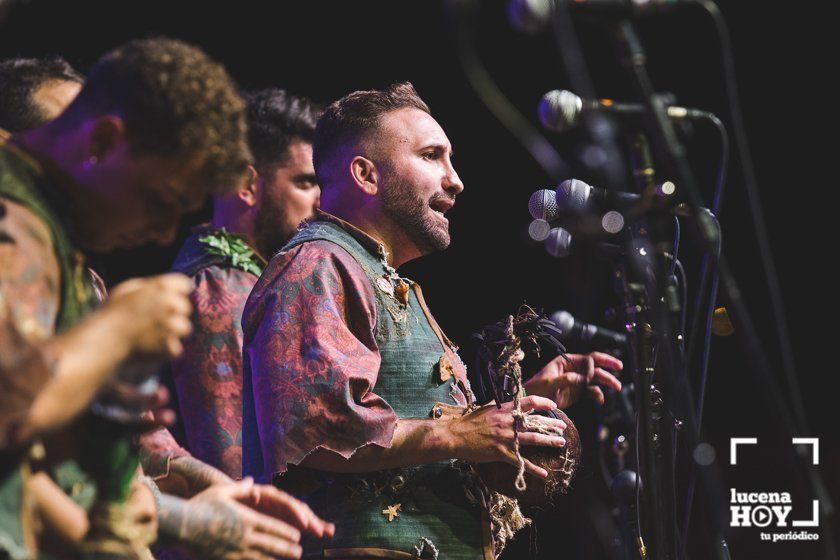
[241,82,622,558]
[164,88,320,478]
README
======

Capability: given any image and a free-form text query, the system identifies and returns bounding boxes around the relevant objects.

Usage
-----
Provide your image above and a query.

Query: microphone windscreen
[539,90,582,132]
[556,178,592,213]
[545,227,572,258]
[528,188,559,220]
[507,0,552,34]
[528,219,552,242]
[549,310,575,337]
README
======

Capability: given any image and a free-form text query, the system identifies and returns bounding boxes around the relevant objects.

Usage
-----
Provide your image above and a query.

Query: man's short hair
[61,37,251,191]
[312,82,430,184]
[0,57,84,133]
[245,88,318,176]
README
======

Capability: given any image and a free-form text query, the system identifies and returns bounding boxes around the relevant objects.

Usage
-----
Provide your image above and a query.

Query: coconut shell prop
[472,307,581,505]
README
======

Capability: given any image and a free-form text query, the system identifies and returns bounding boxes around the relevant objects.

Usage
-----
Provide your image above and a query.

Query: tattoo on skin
[157,493,245,557]
[168,456,231,496]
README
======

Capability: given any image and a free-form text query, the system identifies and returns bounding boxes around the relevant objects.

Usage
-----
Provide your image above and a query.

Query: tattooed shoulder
[0,197,60,340]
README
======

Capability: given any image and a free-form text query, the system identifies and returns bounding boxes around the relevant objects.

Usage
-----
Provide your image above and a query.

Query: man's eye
[421,152,436,160]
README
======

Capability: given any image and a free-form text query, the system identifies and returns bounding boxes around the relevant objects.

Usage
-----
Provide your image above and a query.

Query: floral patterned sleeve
[243,241,396,478]
[170,266,255,478]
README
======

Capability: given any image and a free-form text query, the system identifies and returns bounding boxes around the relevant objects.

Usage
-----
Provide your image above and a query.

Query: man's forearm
[23,308,132,441]
[300,417,454,473]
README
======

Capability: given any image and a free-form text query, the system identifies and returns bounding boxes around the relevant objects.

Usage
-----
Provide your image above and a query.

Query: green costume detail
[199,229,264,276]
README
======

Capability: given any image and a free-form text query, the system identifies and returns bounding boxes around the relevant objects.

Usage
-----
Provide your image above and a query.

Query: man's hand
[242,483,335,540]
[446,395,568,479]
[104,274,194,359]
[158,478,316,560]
[525,352,623,409]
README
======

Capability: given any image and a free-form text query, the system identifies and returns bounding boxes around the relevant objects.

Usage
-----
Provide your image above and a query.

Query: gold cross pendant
[381,503,401,522]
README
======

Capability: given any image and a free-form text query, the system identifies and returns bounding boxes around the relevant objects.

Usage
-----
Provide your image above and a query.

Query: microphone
[539,89,710,133]
[508,0,694,35]
[550,309,627,348]
[544,226,573,257]
[556,178,677,214]
[528,188,560,220]
[557,178,637,213]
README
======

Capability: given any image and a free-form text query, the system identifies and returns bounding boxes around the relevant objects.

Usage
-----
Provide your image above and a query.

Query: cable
[446,0,570,180]
[698,0,809,436]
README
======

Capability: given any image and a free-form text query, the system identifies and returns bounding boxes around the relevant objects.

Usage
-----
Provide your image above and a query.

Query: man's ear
[350,156,379,196]
[87,115,126,161]
[237,165,259,207]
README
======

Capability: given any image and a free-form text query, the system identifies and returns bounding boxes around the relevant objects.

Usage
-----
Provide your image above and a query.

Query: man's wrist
[427,414,459,461]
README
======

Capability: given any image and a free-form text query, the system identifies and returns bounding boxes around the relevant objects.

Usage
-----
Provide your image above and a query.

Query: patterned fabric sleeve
[243,241,396,478]
[137,428,191,480]
[171,266,255,478]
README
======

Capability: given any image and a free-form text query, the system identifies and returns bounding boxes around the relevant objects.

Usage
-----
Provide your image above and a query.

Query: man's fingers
[166,337,184,358]
[247,531,303,559]
[584,355,595,383]
[217,477,255,500]
[250,485,329,536]
[156,272,194,295]
[590,351,623,371]
[169,315,193,338]
[587,385,605,405]
[593,368,622,391]
[527,414,566,431]
[243,506,301,544]
[522,458,549,479]
[167,294,193,317]
[111,278,145,296]
[518,432,566,448]
[518,395,558,413]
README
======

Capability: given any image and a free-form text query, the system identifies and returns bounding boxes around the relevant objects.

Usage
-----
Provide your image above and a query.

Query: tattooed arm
[0,198,194,448]
[156,479,310,559]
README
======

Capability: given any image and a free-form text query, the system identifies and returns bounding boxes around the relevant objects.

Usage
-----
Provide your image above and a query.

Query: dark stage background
[2,1,837,558]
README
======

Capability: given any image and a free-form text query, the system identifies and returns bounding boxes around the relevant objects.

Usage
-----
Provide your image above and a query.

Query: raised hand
[105,273,194,359]
[525,351,623,408]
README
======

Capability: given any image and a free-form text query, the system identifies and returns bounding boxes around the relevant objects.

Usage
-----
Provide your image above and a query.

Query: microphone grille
[507,0,552,34]
[538,90,582,132]
[549,310,575,336]
[544,227,572,258]
[528,219,552,241]
[528,188,559,220]
[556,178,592,213]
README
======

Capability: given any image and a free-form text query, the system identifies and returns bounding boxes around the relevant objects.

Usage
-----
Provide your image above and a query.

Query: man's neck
[11,128,83,210]
[210,211,257,252]
[320,205,423,269]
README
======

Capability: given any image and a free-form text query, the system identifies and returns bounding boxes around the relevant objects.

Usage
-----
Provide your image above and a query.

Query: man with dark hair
[0,56,83,134]
[0,38,329,559]
[166,88,320,478]
[242,81,622,558]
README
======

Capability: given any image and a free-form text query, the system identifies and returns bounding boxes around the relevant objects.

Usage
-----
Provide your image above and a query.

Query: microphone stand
[611,17,837,560]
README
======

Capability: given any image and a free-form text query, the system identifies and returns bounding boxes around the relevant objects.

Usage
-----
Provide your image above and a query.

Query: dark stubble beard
[380,175,451,254]
[253,190,294,259]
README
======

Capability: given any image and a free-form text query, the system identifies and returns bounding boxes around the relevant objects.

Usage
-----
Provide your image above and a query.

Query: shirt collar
[310,209,390,263]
